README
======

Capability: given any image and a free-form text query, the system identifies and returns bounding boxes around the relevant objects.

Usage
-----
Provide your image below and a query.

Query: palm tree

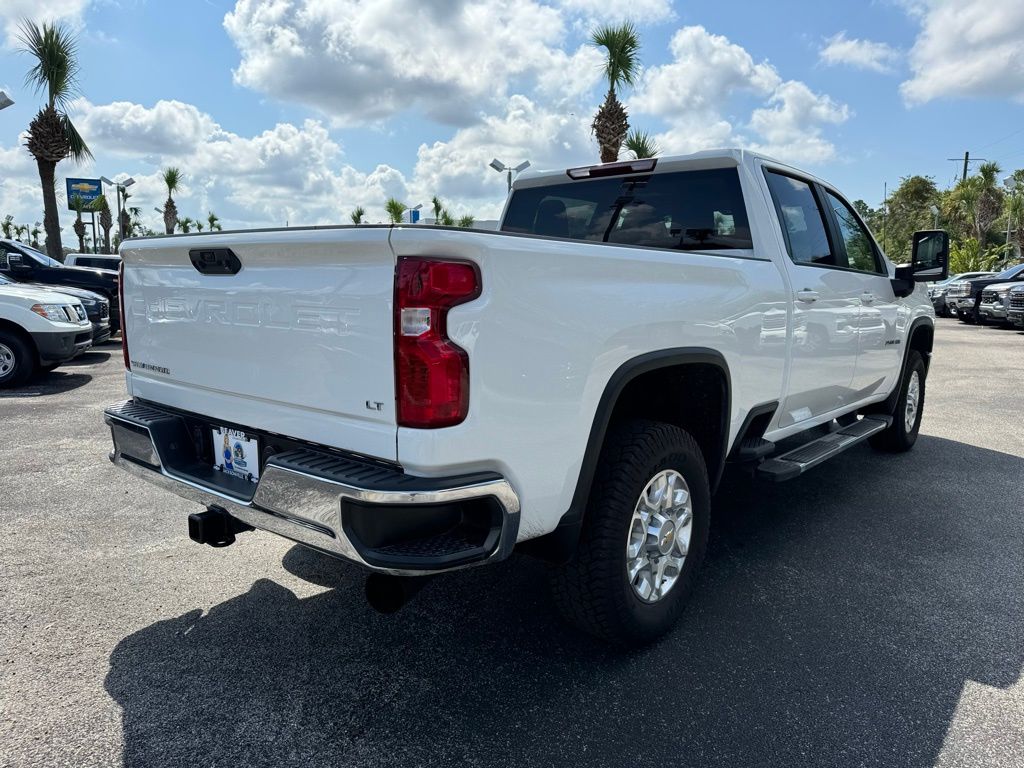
[457,214,475,228]
[207,211,221,231]
[350,206,365,225]
[384,198,407,224]
[590,22,640,164]
[70,194,87,252]
[1,215,13,239]
[195,221,204,232]
[623,129,658,159]
[177,216,193,234]
[161,167,182,234]
[439,209,455,226]
[30,225,41,248]
[96,194,112,253]
[14,223,27,241]
[431,196,443,224]
[18,21,92,260]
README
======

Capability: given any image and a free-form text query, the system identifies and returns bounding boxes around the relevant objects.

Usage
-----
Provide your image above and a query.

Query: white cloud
[224,0,570,127]
[819,32,900,74]
[632,26,850,165]
[901,0,1024,104]
[0,0,91,44]
[411,95,594,219]
[0,99,412,232]
[552,0,673,24]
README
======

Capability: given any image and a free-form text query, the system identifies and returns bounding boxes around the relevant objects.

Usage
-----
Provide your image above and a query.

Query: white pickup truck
[106,149,947,643]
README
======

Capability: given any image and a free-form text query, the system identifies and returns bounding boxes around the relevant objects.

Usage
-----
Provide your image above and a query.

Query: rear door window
[501,168,753,251]
[763,170,835,267]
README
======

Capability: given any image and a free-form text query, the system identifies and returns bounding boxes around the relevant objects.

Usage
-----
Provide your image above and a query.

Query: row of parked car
[928,261,1024,329]
[0,238,121,387]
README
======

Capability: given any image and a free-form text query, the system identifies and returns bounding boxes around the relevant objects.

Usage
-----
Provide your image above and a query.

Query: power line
[946,151,988,182]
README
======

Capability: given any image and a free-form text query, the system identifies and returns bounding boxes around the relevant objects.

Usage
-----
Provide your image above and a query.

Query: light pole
[490,159,530,192]
[0,91,13,111]
[102,176,135,245]
[1004,176,1018,251]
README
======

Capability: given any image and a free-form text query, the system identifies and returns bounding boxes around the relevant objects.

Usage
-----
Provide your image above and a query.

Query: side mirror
[892,230,949,297]
[5,252,28,271]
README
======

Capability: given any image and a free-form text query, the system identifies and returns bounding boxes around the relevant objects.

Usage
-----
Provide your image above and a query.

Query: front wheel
[0,331,36,388]
[549,420,710,645]
[870,350,926,453]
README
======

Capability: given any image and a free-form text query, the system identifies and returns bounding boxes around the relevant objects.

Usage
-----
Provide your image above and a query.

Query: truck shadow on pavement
[105,435,1024,768]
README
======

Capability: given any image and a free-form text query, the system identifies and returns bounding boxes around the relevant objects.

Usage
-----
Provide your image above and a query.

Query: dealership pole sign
[66,178,102,210]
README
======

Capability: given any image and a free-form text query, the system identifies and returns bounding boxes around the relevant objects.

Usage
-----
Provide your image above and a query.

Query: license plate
[212,426,260,482]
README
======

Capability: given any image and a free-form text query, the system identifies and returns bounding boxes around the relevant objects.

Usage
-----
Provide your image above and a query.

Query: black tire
[549,420,710,645]
[869,350,926,453]
[0,330,37,388]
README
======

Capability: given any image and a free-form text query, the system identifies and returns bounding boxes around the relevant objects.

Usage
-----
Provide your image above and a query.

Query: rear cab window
[501,168,753,252]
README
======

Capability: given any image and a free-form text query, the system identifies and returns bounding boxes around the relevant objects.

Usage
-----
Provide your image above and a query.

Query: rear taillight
[118,262,129,370]
[394,257,480,428]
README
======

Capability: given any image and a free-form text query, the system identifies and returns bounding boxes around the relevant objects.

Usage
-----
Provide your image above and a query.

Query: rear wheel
[549,420,710,645]
[0,331,37,388]
[870,350,926,453]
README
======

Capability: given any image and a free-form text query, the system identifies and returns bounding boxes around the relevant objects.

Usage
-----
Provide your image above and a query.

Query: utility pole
[947,151,987,183]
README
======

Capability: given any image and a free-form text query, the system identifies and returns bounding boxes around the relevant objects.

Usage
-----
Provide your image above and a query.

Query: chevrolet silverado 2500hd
[106,149,947,643]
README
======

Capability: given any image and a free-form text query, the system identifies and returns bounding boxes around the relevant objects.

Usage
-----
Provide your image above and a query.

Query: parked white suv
[0,283,92,386]
[105,149,945,643]
[64,253,120,271]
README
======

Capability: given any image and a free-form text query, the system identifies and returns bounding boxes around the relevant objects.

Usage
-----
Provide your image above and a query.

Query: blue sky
[1,0,1023,232]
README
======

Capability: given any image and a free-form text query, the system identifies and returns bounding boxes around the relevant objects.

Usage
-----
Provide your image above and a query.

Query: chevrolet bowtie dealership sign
[66,178,102,210]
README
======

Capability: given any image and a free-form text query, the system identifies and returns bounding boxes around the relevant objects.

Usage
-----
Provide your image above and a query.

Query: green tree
[590,22,640,163]
[384,198,407,224]
[349,206,365,225]
[881,175,940,262]
[195,221,204,232]
[30,225,41,248]
[1,215,13,239]
[623,129,658,159]
[439,209,455,226]
[18,20,93,260]
[161,167,181,235]
[431,196,444,224]
[95,194,112,253]
[177,216,193,234]
[457,214,475,228]
[70,194,86,252]
[948,237,1006,273]
[207,211,222,231]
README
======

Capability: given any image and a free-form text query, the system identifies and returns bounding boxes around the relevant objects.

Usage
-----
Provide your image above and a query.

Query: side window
[763,171,835,267]
[824,191,883,274]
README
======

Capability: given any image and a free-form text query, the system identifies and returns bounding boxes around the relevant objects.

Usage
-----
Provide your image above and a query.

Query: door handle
[796,289,819,303]
[861,292,875,305]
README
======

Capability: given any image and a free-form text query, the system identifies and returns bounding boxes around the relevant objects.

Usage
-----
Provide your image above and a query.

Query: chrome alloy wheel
[626,469,693,603]
[905,370,921,432]
[0,343,15,378]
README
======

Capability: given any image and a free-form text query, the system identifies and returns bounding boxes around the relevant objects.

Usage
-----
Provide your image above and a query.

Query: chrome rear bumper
[105,399,520,575]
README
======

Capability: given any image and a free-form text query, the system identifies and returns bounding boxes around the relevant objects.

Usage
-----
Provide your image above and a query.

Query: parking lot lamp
[490,159,530,192]
[1004,176,1018,249]
[102,176,135,244]
[0,91,13,111]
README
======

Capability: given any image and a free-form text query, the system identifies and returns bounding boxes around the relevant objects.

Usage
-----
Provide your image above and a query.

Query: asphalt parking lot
[2,319,1023,768]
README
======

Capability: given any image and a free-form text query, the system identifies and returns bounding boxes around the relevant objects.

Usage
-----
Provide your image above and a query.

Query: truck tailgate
[121,227,398,462]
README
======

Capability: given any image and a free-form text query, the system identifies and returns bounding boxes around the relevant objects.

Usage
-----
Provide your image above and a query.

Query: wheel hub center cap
[655,521,675,555]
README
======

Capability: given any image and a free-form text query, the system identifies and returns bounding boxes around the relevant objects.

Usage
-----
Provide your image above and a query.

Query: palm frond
[18,20,82,109]
[61,114,93,161]
[384,198,407,224]
[162,167,182,195]
[590,22,641,91]
[457,214,475,228]
[623,128,658,159]
[349,206,365,225]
